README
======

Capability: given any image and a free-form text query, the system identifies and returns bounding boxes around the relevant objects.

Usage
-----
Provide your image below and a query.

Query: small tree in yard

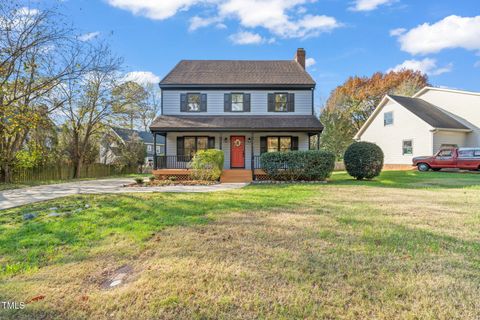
[114,133,146,173]
[344,142,384,180]
[190,150,224,181]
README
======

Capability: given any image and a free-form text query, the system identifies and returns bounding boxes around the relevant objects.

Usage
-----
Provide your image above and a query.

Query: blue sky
[49,0,479,110]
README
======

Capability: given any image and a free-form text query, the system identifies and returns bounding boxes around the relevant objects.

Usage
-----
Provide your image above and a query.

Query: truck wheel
[417,163,430,172]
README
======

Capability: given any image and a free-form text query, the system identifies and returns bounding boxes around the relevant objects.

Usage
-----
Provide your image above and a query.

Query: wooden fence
[11,163,138,184]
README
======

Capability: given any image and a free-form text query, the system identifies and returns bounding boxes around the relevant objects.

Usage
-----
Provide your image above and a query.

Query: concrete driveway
[0,178,248,210]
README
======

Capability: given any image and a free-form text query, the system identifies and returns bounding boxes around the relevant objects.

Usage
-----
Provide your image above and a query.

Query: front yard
[1,171,479,319]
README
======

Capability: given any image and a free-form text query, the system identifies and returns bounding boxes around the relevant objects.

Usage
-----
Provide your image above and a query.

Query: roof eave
[159,83,316,90]
[354,95,392,139]
[150,127,323,132]
[430,128,472,133]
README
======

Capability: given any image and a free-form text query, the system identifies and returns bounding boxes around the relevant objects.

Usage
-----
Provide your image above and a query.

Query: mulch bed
[125,180,219,187]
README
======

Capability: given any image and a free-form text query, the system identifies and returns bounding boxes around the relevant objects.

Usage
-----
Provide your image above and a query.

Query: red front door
[230,136,245,168]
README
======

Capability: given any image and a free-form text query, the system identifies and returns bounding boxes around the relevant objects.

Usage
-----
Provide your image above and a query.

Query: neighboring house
[355,87,480,168]
[100,127,165,167]
[150,48,323,181]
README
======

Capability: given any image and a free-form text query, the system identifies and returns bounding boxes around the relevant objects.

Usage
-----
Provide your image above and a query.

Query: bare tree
[56,45,123,178]
[141,83,161,131]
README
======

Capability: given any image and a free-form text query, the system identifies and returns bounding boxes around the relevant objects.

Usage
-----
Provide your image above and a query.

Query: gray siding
[166,132,310,169]
[162,90,313,115]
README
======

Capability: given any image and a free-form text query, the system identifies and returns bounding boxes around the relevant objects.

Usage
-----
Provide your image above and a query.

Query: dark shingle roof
[159,60,316,87]
[112,127,164,144]
[150,115,323,132]
[389,95,470,130]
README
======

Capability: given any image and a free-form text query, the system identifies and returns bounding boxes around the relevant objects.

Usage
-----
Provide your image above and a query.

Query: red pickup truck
[413,148,480,172]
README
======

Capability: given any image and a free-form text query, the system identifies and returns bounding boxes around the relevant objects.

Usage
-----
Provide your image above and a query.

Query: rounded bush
[343,142,384,180]
[190,149,224,181]
[260,150,335,181]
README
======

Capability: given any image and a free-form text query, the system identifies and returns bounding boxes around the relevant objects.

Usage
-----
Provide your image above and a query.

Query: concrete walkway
[0,178,248,210]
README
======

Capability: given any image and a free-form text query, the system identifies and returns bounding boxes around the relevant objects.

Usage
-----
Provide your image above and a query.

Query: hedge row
[260,150,335,181]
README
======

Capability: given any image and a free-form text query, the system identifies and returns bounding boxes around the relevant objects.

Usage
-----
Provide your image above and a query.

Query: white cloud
[78,31,100,42]
[219,1,341,38]
[123,71,161,85]
[106,0,341,40]
[305,57,316,68]
[349,0,396,12]
[229,31,264,45]
[105,0,205,20]
[389,28,405,36]
[394,15,480,55]
[189,16,220,31]
[388,58,452,76]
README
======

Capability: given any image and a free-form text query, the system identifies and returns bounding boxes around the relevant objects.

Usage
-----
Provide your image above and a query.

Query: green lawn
[1,171,480,319]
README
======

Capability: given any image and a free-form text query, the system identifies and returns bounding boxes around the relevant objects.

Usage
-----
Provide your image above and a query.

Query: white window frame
[231,93,244,112]
[402,139,413,155]
[384,111,394,126]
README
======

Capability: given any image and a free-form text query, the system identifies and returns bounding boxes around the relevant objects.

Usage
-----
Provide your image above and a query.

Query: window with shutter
[267,93,275,112]
[224,93,232,112]
[180,94,187,112]
[244,93,251,112]
[287,93,295,112]
[263,136,297,152]
[260,137,267,154]
[176,137,184,157]
[231,93,244,111]
[200,94,207,112]
[178,136,213,159]
[270,93,288,112]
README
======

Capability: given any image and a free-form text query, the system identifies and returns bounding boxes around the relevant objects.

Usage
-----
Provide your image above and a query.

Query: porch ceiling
[150,115,323,133]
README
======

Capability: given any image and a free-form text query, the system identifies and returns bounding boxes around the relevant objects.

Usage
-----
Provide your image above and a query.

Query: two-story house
[355,87,480,169]
[150,48,323,182]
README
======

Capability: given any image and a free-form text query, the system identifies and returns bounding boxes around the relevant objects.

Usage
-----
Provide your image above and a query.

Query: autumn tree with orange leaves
[320,70,429,159]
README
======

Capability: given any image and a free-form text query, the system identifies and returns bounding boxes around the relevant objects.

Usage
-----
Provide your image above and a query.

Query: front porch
[151,131,319,182]
[152,159,268,182]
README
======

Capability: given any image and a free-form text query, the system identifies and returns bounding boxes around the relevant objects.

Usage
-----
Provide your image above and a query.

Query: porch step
[220,170,253,183]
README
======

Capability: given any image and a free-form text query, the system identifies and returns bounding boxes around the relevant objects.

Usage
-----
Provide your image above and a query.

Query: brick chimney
[294,48,306,69]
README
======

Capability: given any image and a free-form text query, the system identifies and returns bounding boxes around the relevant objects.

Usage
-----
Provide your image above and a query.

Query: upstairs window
[231,93,244,112]
[384,112,393,126]
[402,140,413,155]
[187,93,201,112]
[147,145,152,152]
[181,93,207,112]
[268,93,294,112]
[275,93,288,112]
